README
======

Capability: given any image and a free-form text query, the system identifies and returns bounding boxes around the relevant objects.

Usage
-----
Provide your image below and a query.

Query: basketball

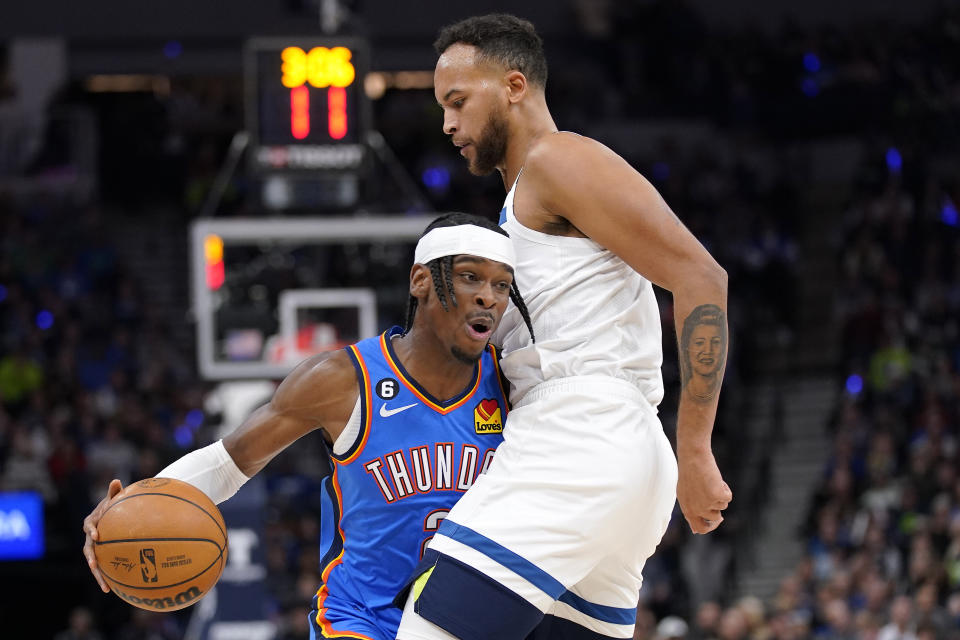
[94,477,228,612]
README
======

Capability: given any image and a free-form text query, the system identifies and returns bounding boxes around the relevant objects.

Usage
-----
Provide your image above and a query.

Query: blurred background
[1,0,959,638]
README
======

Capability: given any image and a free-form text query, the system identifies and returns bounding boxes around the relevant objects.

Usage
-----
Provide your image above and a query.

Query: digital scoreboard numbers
[245,38,370,173]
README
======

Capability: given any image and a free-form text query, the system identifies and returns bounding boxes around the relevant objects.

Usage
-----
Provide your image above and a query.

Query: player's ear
[505,70,526,104]
[410,264,431,299]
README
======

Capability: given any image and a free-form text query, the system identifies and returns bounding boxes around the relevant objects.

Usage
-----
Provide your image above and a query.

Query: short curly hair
[434,14,548,89]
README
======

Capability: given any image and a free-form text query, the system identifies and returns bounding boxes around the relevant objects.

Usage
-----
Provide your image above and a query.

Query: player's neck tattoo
[679,303,727,403]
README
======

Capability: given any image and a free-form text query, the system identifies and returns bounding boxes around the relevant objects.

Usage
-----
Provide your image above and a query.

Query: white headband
[414,225,516,270]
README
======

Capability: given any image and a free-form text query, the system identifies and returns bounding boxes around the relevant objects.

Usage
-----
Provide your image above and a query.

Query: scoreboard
[244,37,370,174]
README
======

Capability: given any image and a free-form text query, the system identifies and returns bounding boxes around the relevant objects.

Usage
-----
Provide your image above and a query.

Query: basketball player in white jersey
[396,14,733,640]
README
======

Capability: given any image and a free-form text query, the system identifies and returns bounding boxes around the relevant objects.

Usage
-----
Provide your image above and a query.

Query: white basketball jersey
[494,171,665,407]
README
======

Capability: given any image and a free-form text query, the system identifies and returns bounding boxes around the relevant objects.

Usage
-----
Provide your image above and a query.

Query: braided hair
[402,213,535,343]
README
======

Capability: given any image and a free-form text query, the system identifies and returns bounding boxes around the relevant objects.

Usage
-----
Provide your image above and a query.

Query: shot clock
[244,37,370,174]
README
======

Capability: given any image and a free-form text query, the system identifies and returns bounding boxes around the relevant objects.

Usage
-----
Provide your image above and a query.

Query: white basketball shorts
[396,375,679,640]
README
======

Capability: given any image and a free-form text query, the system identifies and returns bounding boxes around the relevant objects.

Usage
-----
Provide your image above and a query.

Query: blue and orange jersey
[311,326,509,640]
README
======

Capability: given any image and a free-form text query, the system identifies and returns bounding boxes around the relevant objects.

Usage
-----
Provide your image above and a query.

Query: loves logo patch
[474,399,503,434]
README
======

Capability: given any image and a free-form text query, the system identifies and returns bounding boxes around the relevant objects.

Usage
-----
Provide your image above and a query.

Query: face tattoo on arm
[678,304,727,403]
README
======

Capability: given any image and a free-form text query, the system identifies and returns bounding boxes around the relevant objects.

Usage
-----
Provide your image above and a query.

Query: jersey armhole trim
[334,345,373,464]
[316,467,346,584]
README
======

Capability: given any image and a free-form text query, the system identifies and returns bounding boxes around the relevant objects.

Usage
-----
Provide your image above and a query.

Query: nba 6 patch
[474,399,503,434]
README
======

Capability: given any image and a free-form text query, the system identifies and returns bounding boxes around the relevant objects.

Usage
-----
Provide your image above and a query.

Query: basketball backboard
[189,215,433,380]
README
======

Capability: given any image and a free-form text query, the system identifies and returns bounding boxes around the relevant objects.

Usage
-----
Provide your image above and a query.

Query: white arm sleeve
[157,440,250,505]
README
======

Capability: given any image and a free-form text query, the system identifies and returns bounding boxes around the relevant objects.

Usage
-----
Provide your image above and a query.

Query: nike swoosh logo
[379,402,418,418]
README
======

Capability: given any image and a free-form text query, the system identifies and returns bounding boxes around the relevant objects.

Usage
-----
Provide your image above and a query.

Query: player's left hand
[676,448,731,535]
[82,478,125,592]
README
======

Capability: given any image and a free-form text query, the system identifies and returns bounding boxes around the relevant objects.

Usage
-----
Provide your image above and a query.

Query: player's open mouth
[466,317,492,340]
[459,143,471,157]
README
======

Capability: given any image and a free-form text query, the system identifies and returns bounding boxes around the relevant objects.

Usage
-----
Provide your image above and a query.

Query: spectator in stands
[53,607,104,640]
[877,595,916,640]
[656,615,690,640]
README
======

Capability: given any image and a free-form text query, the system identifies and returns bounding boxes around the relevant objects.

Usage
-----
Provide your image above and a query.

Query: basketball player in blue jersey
[82,213,535,640]
[396,14,733,640]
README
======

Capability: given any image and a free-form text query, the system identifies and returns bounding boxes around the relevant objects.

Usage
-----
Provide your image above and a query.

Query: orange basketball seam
[102,491,226,541]
[96,537,222,544]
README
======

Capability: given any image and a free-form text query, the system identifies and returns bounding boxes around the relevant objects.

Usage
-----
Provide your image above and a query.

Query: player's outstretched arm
[153,350,357,498]
[522,133,733,534]
[222,349,359,477]
[81,350,358,592]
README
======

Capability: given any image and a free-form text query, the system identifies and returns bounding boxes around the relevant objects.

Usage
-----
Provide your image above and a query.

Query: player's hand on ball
[677,449,731,535]
[82,478,124,593]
